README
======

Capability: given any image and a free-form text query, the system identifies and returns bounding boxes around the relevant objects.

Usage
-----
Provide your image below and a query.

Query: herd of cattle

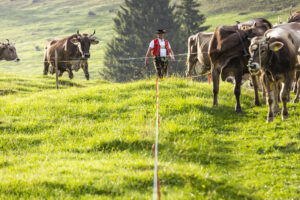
[0,10,300,123]
[186,10,300,122]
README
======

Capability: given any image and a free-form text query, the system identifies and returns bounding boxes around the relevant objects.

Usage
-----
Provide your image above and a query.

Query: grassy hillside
[0,74,299,199]
[1,0,299,80]
[0,0,122,79]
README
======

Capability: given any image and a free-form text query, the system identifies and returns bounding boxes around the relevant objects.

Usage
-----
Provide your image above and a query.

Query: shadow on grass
[159,172,260,200]
[0,89,17,96]
[0,138,42,152]
[271,142,300,153]
[40,181,121,197]
[119,171,260,199]
[84,139,154,153]
[0,161,11,169]
[0,123,53,135]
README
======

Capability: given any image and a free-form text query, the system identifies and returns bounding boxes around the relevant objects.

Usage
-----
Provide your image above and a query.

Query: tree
[176,0,209,38]
[102,0,181,82]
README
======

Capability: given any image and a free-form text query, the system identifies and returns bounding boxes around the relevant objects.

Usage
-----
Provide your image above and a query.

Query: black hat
[155,29,166,34]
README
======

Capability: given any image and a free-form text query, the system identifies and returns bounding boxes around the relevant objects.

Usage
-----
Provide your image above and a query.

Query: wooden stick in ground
[55,49,59,90]
[153,144,161,200]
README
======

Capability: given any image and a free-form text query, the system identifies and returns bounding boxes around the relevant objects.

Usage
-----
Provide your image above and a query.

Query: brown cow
[288,10,300,23]
[44,30,99,80]
[208,18,272,112]
[287,10,300,95]
[0,40,20,62]
[248,22,300,122]
[185,32,213,77]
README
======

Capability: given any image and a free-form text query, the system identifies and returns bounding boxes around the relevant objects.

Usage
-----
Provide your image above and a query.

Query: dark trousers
[153,56,168,78]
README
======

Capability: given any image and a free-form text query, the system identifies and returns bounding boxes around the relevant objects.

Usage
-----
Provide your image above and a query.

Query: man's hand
[145,58,150,66]
[171,56,176,63]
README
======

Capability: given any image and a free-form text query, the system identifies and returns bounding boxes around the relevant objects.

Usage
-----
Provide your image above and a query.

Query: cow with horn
[185,32,213,77]
[0,39,20,62]
[44,30,99,80]
[208,18,272,113]
[247,22,300,122]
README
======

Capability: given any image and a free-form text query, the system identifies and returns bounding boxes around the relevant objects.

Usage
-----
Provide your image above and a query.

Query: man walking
[145,29,175,78]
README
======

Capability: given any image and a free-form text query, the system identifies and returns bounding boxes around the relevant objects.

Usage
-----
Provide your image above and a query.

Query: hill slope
[0,75,299,199]
[1,0,299,80]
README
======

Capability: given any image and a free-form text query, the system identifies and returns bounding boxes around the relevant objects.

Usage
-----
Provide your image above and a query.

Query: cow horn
[251,22,256,28]
[290,6,293,16]
[77,30,80,35]
[278,16,282,24]
[6,39,9,44]
[89,30,96,38]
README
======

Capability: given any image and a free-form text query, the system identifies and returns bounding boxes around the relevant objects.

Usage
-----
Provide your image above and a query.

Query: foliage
[175,0,209,40]
[0,74,299,199]
[103,0,181,82]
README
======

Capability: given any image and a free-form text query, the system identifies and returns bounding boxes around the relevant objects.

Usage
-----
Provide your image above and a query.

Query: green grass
[0,74,299,199]
[1,0,299,80]
[0,0,122,79]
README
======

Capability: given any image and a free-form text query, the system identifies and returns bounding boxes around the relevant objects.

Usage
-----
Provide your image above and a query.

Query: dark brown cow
[0,40,20,62]
[44,30,99,80]
[287,10,300,95]
[208,18,272,112]
[186,32,213,76]
[248,22,300,122]
[288,10,300,23]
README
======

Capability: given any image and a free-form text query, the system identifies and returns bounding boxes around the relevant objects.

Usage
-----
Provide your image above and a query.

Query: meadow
[0,74,299,199]
[0,0,299,199]
[0,0,298,79]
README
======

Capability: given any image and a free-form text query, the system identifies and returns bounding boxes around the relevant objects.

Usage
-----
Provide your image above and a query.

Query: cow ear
[70,38,80,45]
[91,39,99,45]
[0,43,5,49]
[269,41,284,52]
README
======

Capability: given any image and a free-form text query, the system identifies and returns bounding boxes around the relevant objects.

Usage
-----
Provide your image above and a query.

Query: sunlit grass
[0,75,299,199]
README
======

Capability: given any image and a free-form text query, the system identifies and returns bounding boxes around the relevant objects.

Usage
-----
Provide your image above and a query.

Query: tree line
[102,0,209,82]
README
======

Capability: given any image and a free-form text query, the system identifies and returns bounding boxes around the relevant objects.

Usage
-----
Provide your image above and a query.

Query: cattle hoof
[293,99,299,104]
[282,114,288,120]
[255,101,261,106]
[274,107,280,115]
[235,108,242,113]
[267,117,274,123]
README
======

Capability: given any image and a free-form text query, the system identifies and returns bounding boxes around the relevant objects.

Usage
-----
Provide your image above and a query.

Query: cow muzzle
[84,53,90,58]
[247,62,260,74]
[14,58,20,62]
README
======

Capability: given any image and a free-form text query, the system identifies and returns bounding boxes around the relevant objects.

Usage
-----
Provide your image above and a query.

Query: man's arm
[145,47,153,66]
[169,49,175,62]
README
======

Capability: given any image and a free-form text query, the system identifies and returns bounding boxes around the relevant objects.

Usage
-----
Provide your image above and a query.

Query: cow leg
[251,74,261,106]
[293,72,299,94]
[293,74,300,103]
[263,74,275,122]
[281,78,293,120]
[43,57,49,75]
[273,83,280,114]
[186,57,197,77]
[234,70,243,113]
[66,66,74,79]
[81,61,89,80]
[212,68,220,107]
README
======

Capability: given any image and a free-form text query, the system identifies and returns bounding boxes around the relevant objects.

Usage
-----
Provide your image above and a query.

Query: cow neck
[262,50,274,71]
[67,37,82,60]
[236,30,249,56]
